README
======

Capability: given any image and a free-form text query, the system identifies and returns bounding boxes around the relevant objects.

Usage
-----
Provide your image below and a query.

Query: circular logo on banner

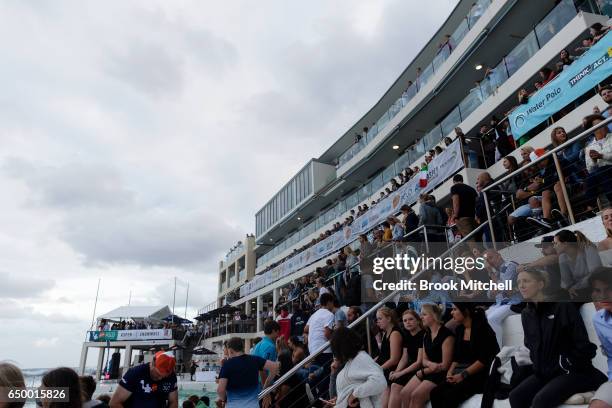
[514,113,526,129]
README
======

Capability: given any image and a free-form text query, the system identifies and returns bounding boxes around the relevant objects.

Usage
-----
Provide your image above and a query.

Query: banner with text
[510,32,612,139]
[88,329,173,342]
[240,140,464,297]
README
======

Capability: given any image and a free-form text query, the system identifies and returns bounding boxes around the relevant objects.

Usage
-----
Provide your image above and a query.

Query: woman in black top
[388,310,425,408]
[430,303,499,408]
[375,306,403,407]
[400,304,454,407]
[509,269,607,408]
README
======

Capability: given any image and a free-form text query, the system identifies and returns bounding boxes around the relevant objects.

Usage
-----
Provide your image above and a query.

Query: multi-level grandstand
[196,1,612,406]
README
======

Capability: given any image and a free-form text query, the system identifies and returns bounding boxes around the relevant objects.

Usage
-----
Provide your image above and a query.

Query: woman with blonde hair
[400,304,454,408]
[374,307,402,407]
[0,362,25,408]
[388,310,425,408]
[597,208,612,267]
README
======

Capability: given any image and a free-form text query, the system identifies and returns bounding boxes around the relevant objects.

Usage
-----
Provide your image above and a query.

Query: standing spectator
[483,249,520,347]
[478,124,496,167]
[290,303,308,343]
[509,281,606,407]
[596,85,612,132]
[589,268,612,408]
[450,174,479,240]
[189,361,198,382]
[332,299,347,329]
[216,337,279,408]
[584,114,612,210]
[0,362,25,408]
[400,304,454,408]
[251,320,280,386]
[303,293,336,399]
[111,352,177,408]
[275,306,292,341]
[316,278,331,305]
[326,327,387,408]
[429,304,499,408]
[389,216,405,241]
[400,205,419,237]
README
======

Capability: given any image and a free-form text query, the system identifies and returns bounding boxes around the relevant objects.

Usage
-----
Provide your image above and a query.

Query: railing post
[483,190,497,249]
[423,225,430,254]
[551,151,576,225]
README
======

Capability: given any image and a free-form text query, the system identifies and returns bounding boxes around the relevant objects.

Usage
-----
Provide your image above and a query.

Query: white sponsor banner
[239,141,464,297]
[116,329,173,341]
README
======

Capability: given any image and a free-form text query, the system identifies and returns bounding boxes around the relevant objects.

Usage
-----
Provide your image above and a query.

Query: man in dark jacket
[509,302,607,408]
[400,204,419,241]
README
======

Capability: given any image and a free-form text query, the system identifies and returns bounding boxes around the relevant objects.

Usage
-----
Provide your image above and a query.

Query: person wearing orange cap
[110,350,178,408]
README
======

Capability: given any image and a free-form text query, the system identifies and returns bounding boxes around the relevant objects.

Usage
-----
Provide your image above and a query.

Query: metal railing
[258,221,481,398]
[480,115,612,237]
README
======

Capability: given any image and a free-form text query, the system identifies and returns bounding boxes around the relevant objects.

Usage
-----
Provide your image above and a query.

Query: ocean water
[21,368,216,407]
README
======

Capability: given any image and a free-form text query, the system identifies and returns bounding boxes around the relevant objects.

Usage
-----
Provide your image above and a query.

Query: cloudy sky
[0,0,455,368]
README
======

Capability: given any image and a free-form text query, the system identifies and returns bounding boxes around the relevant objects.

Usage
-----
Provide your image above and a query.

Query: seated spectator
[519,145,534,167]
[583,114,612,210]
[389,216,405,241]
[555,229,602,299]
[499,155,520,197]
[375,307,403,406]
[556,48,576,72]
[517,88,530,105]
[589,267,612,408]
[400,304,454,407]
[434,146,443,155]
[525,236,562,295]
[217,337,280,408]
[575,36,593,54]
[590,22,610,43]
[598,208,612,266]
[326,327,387,408]
[80,375,108,408]
[42,368,83,408]
[509,291,606,407]
[483,249,520,347]
[382,222,393,242]
[551,124,585,186]
[538,67,557,85]
[0,362,25,408]
[388,310,424,408]
[430,303,499,408]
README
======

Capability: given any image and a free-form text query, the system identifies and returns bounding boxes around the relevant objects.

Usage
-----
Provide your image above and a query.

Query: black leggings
[429,374,486,408]
[509,367,607,408]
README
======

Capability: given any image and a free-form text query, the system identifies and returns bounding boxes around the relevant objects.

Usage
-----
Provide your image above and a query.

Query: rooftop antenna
[184,282,189,319]
[89,278,101,331]
[172,277,177,324]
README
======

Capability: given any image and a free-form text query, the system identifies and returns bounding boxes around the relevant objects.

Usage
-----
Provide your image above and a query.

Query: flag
[419,164,428,188]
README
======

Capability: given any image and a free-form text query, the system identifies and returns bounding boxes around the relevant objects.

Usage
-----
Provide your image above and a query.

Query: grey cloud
[0,271,55,299]
[62,208,239,268]
[107,42,185,97]
[0,300,75,324]
[3,158,134,209]
[4,158,240,268]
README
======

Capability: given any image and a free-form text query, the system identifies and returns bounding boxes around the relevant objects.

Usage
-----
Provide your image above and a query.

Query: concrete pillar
[256,295,263,332]
[245,300,252,316]
[95,348,105,381]
[78,344,89,375]
[123,345,132,376]
[272,288,279,319]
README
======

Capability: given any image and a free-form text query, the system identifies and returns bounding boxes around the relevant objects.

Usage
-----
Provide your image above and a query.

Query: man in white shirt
[584,114,612,209]
[303,292,335,399]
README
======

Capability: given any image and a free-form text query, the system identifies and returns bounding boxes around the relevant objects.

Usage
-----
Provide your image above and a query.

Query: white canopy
[97,305,171,321]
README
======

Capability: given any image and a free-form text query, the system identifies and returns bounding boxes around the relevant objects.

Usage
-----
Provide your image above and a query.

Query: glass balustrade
[535,0,577,47]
